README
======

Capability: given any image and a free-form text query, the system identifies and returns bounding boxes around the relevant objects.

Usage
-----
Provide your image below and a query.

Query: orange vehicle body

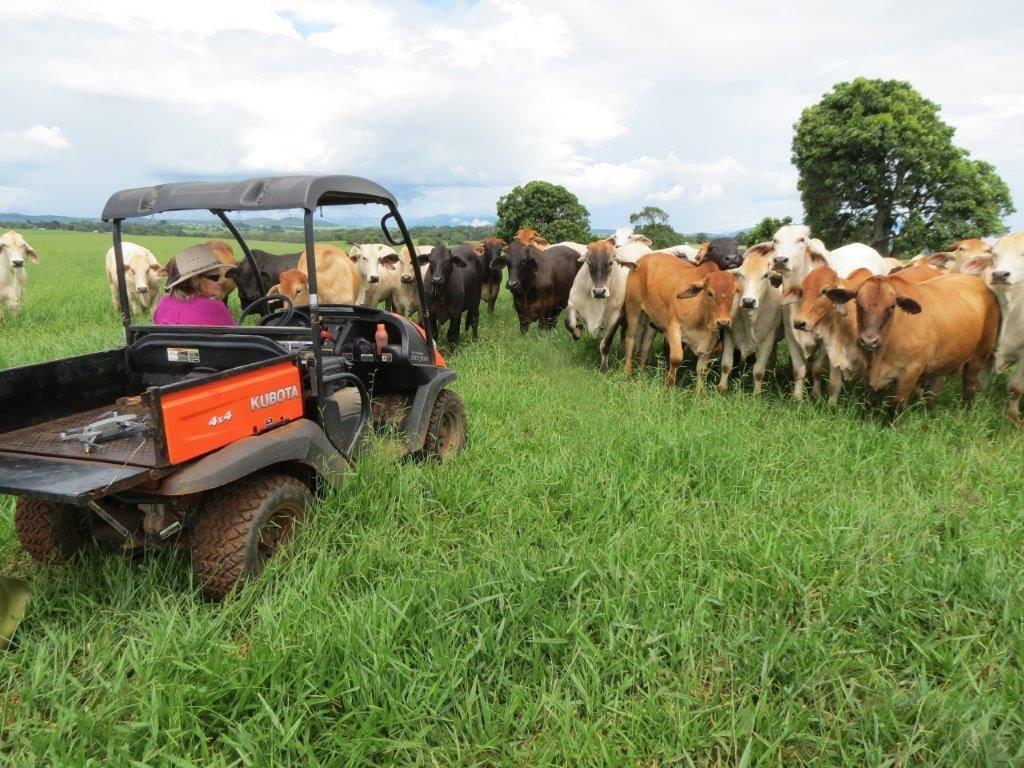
[160,361,305,465]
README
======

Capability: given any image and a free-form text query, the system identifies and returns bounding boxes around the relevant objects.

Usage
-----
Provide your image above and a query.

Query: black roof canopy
[101,175,398,220]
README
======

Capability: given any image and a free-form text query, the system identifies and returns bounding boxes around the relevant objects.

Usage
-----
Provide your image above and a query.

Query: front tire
[420,389,468,460]
[191,473,311,599]
[14,498,85,563]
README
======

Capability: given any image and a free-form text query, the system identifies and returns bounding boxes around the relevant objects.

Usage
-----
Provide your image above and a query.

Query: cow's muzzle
[716,318,731,329]
[368,275,380,284]
[506,280,518,290]
[793,318,807,331]
[991,271,1011,285]
[431,277,444,286]
[136,285,149,294]
[772,256,789,270]
[741,297,756,310]
[591,287,609,299]
[401,274,414,284]
[858,335,882,351]
[10,261,24,269]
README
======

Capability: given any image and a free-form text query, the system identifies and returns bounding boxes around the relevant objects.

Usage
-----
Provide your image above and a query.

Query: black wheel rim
[256,503,300,566]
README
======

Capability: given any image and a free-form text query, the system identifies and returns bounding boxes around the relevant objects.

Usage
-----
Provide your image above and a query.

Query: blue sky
[2,0,1022,234]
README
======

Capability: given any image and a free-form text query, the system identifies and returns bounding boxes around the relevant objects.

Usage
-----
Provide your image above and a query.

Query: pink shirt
[153,295,235,326]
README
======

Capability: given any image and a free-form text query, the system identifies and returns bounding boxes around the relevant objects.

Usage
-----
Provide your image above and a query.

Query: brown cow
[490,233,580,332]
[619,252,735,390]
[824,272,1000,413]
[479,237,507,313]
[928,239,994,275]
[276,244,361,305]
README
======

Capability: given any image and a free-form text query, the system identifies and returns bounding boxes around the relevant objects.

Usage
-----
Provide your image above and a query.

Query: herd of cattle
[2,224,1024,422]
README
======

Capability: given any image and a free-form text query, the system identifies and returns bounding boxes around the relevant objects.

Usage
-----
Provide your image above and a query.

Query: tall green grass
[1,231,1022,765]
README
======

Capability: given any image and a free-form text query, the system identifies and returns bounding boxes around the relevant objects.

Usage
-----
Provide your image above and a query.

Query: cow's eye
[706,290,715,298]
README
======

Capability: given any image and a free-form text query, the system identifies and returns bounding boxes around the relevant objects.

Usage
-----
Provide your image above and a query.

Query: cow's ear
[417,254,430,265]
[695,243,710,264]
[348,245,361,261]
[268,284,282,296]
[224,266,239,280]
[807,238,829,267]
[781,287,802,306]
[473,245,484,256]
[380,253,400,269]
[896,296,922,314]
[156,265,168,277]
[25,246,39,263]
[767,272,783,288]
[451,254,468,267]
[604,236,616,246]
[961,255,991,276]
[929,251,954,269]
[677,281,704,299]
[615,259,639,270]
[824,287,855,305]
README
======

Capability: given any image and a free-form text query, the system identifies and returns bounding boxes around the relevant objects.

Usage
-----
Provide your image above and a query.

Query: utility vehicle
[0,175,467,597]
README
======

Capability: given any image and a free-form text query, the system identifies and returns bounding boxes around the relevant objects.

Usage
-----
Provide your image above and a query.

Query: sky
[2,0,1022,232]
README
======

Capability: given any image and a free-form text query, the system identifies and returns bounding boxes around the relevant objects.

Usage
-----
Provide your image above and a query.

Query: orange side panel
[160,361,305,465]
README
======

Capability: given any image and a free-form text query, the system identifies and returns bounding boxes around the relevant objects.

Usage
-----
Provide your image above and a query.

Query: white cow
[0,231,38,317]
[551,241,588,256]
[986,232,1024,424]
[718,244,783,395]
[662,244,700,262]
[566,238,651,372]
[395,245,432,318]
[349,244,405,309]
[611,227,653,248]
[769,224,887,400]
[105,242,166,317]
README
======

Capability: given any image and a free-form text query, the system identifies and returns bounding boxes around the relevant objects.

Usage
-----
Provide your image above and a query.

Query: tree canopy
[495,180,591,244]
[739,216,793,247]
[792,78,1014,255]
[627,205,684,249]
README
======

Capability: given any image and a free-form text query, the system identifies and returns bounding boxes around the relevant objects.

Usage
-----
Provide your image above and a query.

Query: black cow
[225,249,301,310]
[491,241,580,332]
[418,243,483,344]
[696,238,744,270]
[479,237,507,314]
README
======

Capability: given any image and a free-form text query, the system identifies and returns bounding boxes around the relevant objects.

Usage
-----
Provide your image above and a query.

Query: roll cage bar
[102,175,435,407]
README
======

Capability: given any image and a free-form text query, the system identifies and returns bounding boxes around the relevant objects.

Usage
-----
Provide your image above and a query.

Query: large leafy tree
[495,181,591,243]
[627,205,682,249]
[792,78,1014,255]
[739,215,793,247]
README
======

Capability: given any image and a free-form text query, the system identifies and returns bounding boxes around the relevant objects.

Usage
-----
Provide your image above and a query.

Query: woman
[154,244,235,326]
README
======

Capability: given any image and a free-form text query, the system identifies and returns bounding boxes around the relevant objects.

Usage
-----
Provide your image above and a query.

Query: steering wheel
[240,294,298,327]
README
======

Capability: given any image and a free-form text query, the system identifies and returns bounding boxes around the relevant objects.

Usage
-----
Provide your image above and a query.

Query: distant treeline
[1,218,498,247]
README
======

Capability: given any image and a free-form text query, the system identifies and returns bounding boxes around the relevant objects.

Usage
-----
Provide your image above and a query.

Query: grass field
[2,230,1024,766]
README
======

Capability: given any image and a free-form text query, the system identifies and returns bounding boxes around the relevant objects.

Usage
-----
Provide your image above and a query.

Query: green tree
[495,180,591,243]
[740,215,793,247]
[792,78,1014,255]
[628,206,670,227]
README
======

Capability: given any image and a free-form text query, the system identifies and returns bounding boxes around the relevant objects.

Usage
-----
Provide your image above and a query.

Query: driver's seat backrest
[127,333,289,387]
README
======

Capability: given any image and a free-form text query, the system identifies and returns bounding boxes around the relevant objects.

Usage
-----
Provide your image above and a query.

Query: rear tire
[190,473,311,599]
[420,389,467,460]
[14,498,85,564]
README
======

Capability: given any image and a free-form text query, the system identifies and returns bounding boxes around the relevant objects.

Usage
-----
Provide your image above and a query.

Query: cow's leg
[519,315,530,333]
[622,308,639,376]
[717,333,735,393]
[665,323,683,388]
[1007,364,1024,425]
[695,350,712,395]
[598,316,621,373]
[109,284,121,313]
[638,324,656,368]
[784,320,807,401]
[447,312,462,344]
[753,334,776,395]
[827,365,843,406]
[891,366,924,422]
[962,359,985,408]
[486,293,497,314]
[467,305,479,339]
[564,307,582,340]
[810,346,827,398]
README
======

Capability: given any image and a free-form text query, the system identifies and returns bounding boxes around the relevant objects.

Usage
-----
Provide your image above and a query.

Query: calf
[417,244,483,343]
[620,252,734,390]
[104,241,165,317]
[226,248,301,310]
[824,272,1000,414]
[985,232,1024,423]
[718,245,784,395]
[491,236,581,332]
[479,238,506,313]
[695,238,744,270]
[0,231,38,317]
[164,239,236,303]
[348,243,403,308]
[565,239,632,371]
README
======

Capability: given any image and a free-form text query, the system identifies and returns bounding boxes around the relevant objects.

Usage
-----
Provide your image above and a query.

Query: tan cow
[0,231,39,317]
[619,252,735,390]
[272,244,361,306]
[824,272,1000,414]
[104,241,166,316]
[928,239,994,275]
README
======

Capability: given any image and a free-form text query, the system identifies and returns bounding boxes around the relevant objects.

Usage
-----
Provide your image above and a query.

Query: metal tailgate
[0,452,155,506]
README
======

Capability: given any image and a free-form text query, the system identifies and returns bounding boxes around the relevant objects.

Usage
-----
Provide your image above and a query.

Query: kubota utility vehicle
[0,176,467,597]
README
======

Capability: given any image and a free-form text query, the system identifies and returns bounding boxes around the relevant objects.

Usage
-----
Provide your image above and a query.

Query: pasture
[2,231,1024,765]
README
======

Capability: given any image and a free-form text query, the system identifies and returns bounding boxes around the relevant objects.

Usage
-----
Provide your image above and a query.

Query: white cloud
[0,126,71,164]
[646,185,687,202]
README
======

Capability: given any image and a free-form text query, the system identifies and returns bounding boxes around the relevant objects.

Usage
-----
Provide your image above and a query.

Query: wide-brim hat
[166,244,224,291]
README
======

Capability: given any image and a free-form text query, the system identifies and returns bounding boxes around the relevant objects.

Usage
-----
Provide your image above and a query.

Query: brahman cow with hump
[490,229,580,333]
[769,224,888,400]
[824,271,999,416]
[105,241,166,317]
[717,243,784,395]
[620,252,736,391]
[417,243,483,344]
[985,232,1024,423]
[0,231,38,318]
[271,244,361,306]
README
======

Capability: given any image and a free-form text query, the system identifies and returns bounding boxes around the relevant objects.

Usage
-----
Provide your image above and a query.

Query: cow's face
[418,245,467,296]
[698,238,744,271]
[785,265,840,335]
[0,231,39,270]
[271,269,310,306]
[495,241,539,292]
[225,262,275,309]
[582,240,617,298]
[481,238,507,281]
[124,250,166,294]
[826,276,920,351]
[990,234,1024,290]
[349,244,399,285]
[734,252,781,312]
[677,269,738,329]
[770,224,826,274]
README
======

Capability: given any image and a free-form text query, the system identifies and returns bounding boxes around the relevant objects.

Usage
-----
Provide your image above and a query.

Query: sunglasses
[202,272,223,283]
